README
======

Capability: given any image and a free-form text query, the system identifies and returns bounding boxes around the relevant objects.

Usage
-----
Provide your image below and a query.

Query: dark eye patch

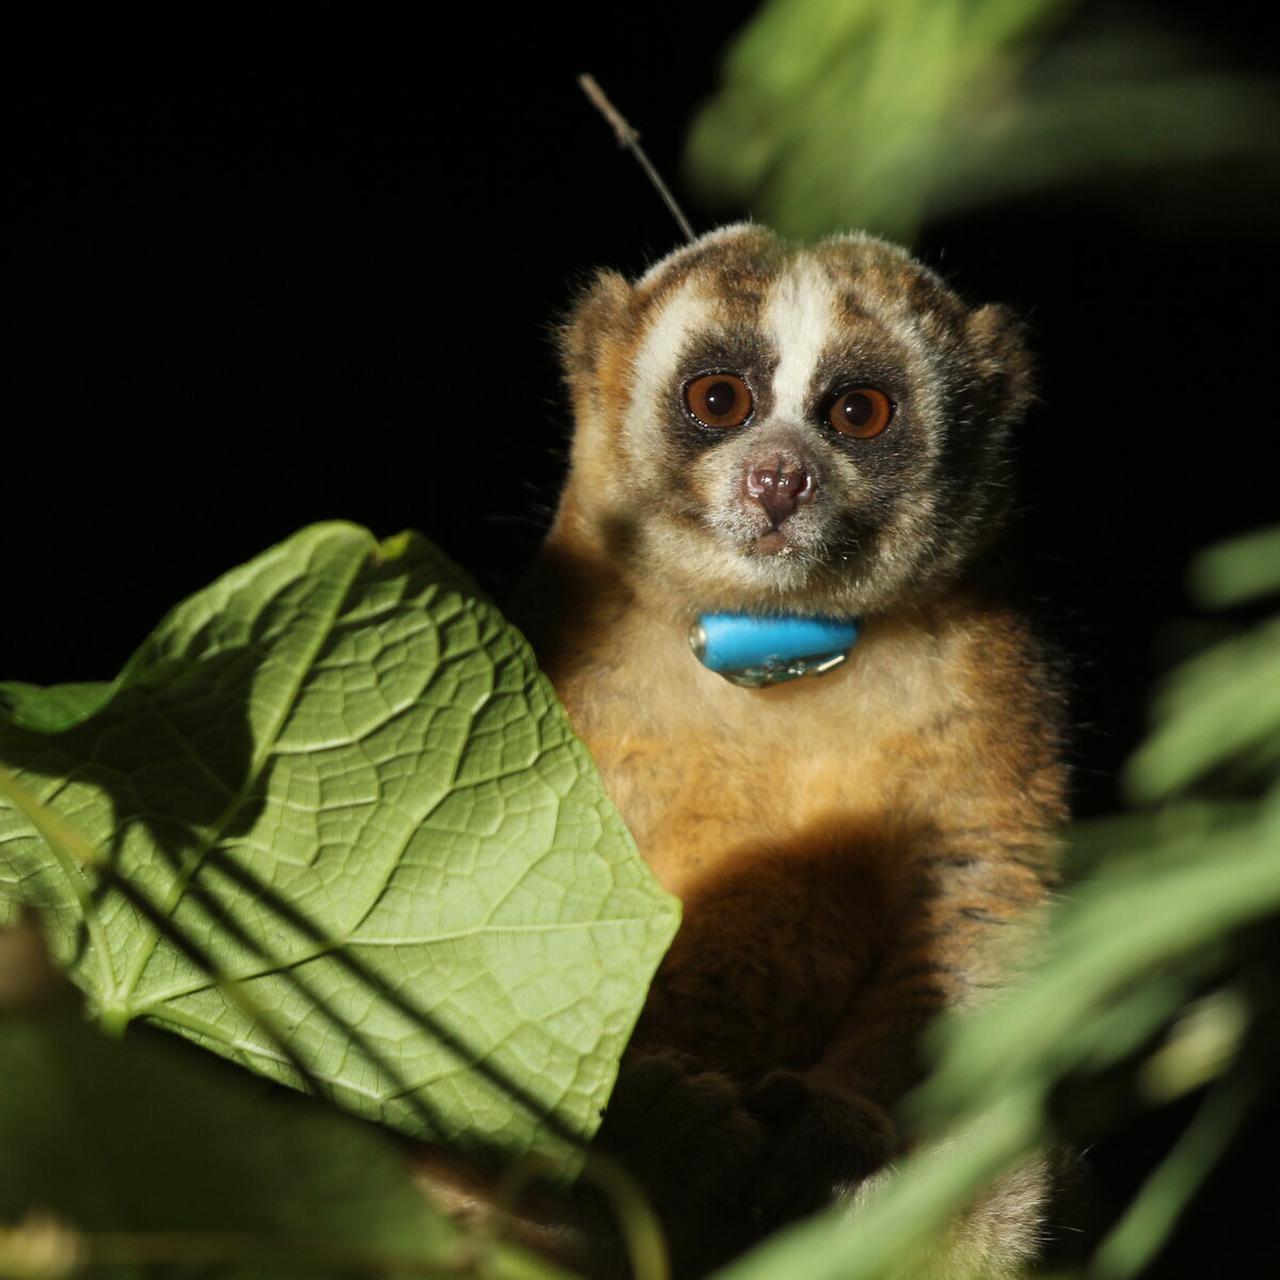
[807,341,918,478]
[664,329,779,462]
[807,337,907,417]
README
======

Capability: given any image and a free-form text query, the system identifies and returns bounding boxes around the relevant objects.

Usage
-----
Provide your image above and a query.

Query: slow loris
[511,223,1066,1277]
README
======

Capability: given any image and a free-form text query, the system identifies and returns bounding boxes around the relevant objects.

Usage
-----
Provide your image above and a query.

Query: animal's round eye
[684,373,753,429]
[828,387,893,439]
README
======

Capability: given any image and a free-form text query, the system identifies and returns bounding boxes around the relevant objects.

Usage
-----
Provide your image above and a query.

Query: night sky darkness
[5,4,1278,1273]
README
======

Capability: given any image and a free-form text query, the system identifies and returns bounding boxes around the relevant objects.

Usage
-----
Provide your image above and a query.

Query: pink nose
[746,460,813,527]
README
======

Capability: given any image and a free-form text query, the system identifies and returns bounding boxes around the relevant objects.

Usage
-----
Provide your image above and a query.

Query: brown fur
[508,225,1066,1276]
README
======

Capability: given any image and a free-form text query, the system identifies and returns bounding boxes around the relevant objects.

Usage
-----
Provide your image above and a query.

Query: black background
[5,4,1278,1272]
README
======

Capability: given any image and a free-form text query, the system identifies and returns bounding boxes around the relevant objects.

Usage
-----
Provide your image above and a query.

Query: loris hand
[746,1070,897,1225]
[594,1049,768,1215]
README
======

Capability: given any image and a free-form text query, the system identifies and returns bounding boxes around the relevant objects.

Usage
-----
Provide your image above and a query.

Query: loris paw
[745,1070,897,1225]
[594,1049,768,1213]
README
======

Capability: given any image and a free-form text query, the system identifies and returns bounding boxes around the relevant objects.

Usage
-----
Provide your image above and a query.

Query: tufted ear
[966,303,1036,423]
[558,269,632,386]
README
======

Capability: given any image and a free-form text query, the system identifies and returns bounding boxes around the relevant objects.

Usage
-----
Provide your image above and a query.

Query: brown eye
[684,373,753,429]
[828,387,893,439]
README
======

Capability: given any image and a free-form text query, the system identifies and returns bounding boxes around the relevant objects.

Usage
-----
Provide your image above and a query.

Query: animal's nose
[745,459,814,527]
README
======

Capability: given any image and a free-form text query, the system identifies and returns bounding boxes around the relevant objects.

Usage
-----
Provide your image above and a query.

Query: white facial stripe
[627,275,706,455]
[766,261,838,422]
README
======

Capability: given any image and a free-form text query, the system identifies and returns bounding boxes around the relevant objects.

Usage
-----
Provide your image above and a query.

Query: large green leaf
[0,523,679,1164]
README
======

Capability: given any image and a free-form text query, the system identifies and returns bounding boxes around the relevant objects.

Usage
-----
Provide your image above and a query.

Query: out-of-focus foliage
[686,0,1280,243]
[1127,524,1280,801]
[711,525,1280,1280]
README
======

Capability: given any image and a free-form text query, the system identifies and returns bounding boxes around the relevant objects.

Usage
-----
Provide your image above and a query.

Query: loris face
[558,224,1033,618]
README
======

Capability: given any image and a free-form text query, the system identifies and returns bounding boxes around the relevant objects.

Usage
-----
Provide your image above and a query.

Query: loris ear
[559,269,633,386]
[966,304,1036,423]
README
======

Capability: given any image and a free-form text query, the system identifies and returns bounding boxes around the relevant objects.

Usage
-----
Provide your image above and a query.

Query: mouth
[752,529,793,556]
[708,507,826,567]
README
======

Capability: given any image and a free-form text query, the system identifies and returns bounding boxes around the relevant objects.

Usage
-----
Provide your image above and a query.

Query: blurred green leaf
[914,805,1279,1117]
[1127,523,1280,801]
[1125,618,1280,800]
[686,0,1280,242]
[0,997,570,1280]
[1189,525,1280,608]
[1090,1066,1261,1280]
[0,522,680,1167]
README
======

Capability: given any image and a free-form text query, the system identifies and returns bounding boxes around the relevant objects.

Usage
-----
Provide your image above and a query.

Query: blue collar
[689,612,862,688]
